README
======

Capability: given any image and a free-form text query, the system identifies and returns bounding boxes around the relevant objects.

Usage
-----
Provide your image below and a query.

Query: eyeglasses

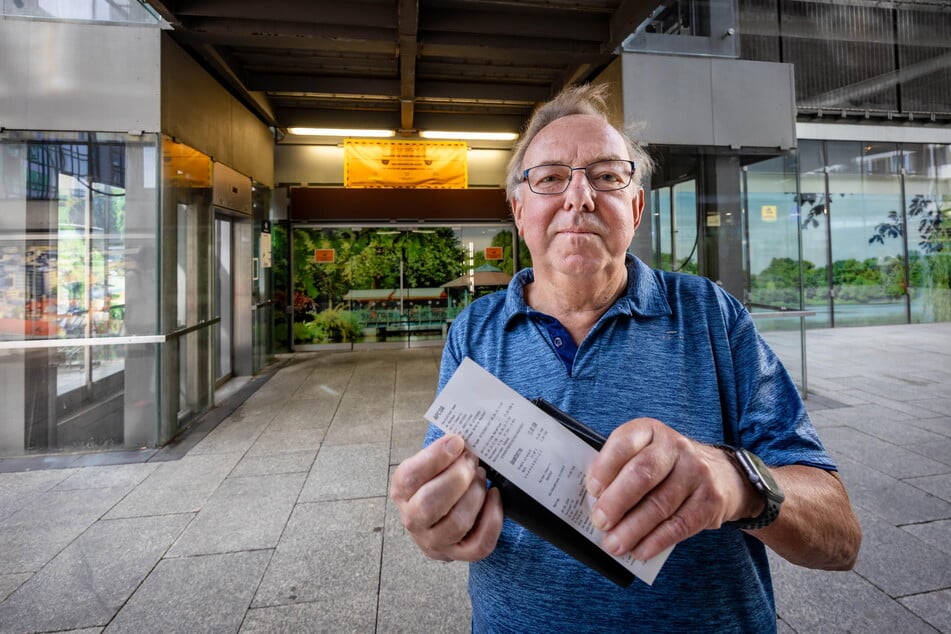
[521,160,636,195]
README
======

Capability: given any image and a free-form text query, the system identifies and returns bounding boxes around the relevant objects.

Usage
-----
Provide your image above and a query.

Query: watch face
[737,449,785,502]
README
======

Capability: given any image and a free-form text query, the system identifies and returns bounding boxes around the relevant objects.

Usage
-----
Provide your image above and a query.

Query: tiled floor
[0,323,949,633]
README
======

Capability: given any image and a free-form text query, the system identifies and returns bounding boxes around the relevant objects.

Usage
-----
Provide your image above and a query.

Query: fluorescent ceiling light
[420,130,518,141]
[288,127,395,138]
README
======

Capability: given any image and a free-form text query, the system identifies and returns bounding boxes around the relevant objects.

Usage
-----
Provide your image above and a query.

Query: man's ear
[511,198,524,236]
[632,187,645,232]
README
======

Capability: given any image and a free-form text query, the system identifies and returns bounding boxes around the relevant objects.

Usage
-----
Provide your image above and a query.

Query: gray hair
[504,83,654,204]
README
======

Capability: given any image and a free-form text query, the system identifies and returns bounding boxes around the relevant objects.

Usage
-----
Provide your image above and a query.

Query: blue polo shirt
[425,254,834,633]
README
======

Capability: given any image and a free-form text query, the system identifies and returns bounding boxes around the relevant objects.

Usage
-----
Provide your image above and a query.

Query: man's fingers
[599,467,691,557]
[586,420,656,499]
[400,450,479,533]
[443,486,504,562]
[428,466,491,544]
[390,434,466,502]
[592,433,736,560]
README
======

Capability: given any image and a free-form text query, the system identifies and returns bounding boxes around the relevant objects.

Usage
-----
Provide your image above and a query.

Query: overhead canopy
[144,1,661,138]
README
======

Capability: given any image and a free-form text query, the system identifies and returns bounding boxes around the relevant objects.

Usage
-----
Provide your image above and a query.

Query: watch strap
[716,445,782,531]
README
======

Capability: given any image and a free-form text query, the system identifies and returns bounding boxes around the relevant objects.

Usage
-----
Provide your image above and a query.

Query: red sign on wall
[314,249,336,263]
[484,247,503,261]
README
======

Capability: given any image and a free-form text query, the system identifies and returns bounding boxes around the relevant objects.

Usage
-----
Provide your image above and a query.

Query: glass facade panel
[0,130,160,456]
[652,187,673,270]
[744,154,803,312]
[0,0,162,24]
[825,141,907,326]
[625,0,739,58]
[795,139,951,327]
[797,140,832,327]
[903,144,951,322]
[672,180,699,274]
[289,225,519,348]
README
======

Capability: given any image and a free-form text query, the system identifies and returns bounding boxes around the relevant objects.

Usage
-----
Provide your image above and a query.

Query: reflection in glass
[650,180,697,273]
[672,180,699,274]
[797,140,832,327]
[825,141,906,326]
[652,187,673,271]
[893,144,951,323]
[0,131,159,456]
[744,154,803,314]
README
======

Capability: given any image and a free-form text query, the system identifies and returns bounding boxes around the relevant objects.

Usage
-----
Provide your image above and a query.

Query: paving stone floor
[0,322,949,633]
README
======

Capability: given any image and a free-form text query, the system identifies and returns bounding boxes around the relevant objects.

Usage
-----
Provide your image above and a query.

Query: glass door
[215,216,233,382]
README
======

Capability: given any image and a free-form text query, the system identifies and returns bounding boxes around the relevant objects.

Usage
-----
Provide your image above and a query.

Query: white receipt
[425,357,672,586]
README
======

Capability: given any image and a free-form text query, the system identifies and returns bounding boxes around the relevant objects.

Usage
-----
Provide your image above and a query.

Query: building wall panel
[0,21,160,132]
[161,35,274,187]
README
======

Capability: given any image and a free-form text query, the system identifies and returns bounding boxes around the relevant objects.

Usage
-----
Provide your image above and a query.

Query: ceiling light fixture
[419,130,518,141]
[288,127,396,138]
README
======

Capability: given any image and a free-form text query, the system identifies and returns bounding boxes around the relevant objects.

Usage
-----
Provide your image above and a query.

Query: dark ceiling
[145,0,660,141]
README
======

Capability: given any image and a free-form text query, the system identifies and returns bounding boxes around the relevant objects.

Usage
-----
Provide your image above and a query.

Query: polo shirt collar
[502,254,672,328]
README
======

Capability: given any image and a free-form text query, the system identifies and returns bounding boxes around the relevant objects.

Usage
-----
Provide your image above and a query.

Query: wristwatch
[716,445,785,530]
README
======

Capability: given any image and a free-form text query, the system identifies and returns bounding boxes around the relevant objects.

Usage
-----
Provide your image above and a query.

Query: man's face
[512,114,644,279]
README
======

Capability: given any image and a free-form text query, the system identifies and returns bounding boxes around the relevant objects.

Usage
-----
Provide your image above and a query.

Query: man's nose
[563,170,596,211]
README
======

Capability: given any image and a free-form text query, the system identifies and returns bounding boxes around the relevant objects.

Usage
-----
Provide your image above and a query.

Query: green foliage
[749,257,802,307]
[862,194,951,318]
[291,227,468,318]
[920,253,951,320]
[270,223,291,352]
[750,254,945,307]
[293,305,365,344]
[292,321,314,344]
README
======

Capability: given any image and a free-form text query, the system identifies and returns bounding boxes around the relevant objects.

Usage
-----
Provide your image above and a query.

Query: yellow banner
[344,139,468,189]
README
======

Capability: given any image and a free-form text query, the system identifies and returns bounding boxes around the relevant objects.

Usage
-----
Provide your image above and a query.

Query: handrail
[0,334,166,350]
[0,317,221,350]
[750,310,816,319]
[164,318,221,340]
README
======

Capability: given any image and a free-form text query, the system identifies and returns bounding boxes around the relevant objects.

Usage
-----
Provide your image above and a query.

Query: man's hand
[585,418,760,561]
[390,434,504,562]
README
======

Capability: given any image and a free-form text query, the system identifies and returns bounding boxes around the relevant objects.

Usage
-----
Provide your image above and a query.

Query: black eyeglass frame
[520,159,637,195]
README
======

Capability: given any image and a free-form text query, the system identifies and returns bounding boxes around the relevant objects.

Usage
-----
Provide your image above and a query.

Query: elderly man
[390,84,861,632]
